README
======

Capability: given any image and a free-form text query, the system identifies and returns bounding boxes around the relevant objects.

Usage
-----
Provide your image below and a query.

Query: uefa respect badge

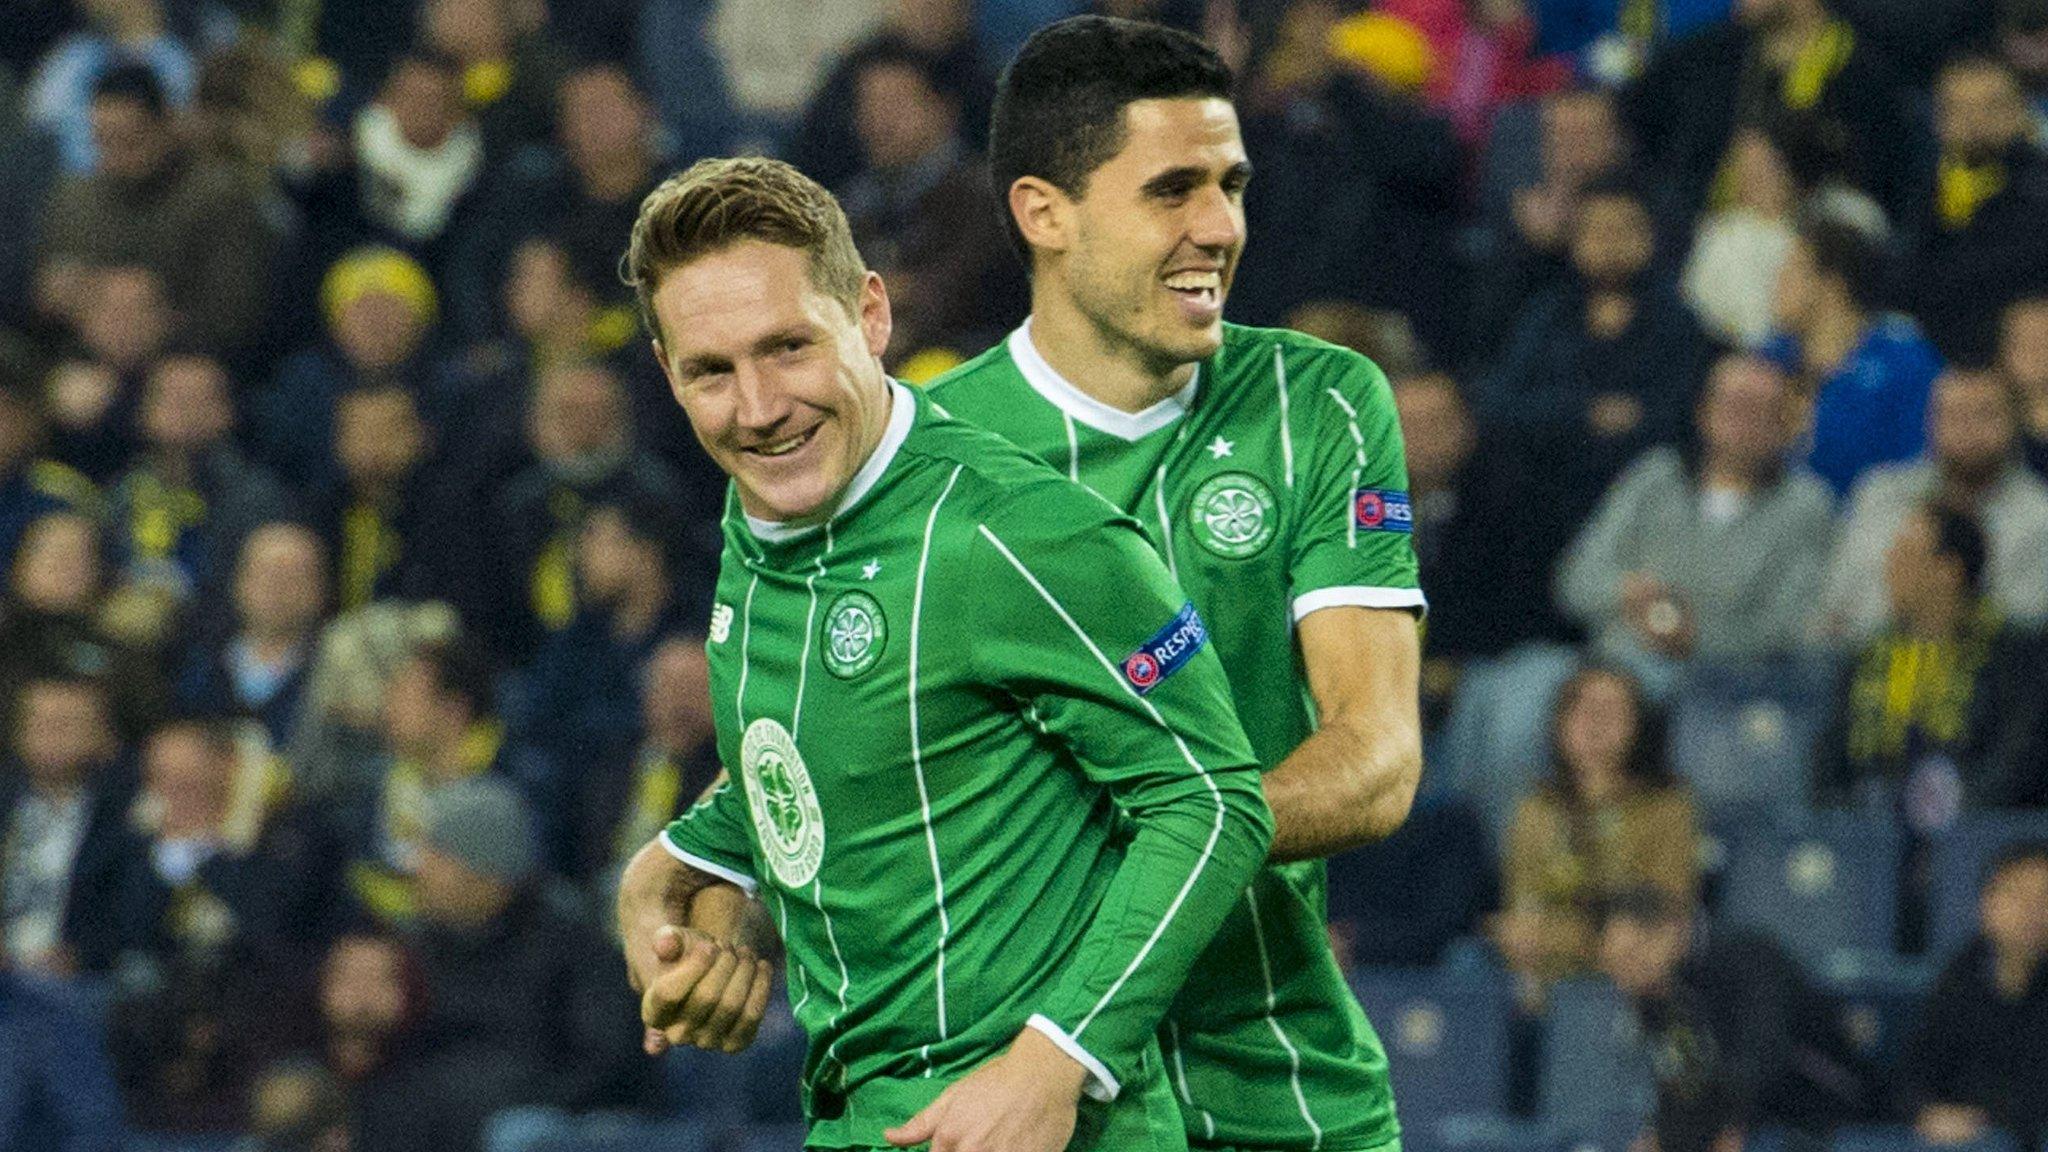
[1121,602,1210,695]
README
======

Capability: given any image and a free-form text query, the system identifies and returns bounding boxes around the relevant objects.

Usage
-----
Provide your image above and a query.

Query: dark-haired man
[929,16,1421,1152]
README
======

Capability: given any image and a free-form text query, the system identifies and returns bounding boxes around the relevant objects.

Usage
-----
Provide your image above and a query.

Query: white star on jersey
[1207,436,1234,460]
[861,558,882,580]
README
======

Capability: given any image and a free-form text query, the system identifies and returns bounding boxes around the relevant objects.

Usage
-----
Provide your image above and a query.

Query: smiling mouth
[747,425,818,459]
[1164,269,1223,307]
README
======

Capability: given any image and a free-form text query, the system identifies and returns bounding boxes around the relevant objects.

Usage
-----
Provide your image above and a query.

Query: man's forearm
[617,838,773,952]
[1260,712,1421,863]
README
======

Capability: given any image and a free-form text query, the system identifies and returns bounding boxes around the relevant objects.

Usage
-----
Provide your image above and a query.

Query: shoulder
[1844,460,1933,512]
[1616,446,1688,493]
[1227,324,1389,397]
[922,339,1022,409]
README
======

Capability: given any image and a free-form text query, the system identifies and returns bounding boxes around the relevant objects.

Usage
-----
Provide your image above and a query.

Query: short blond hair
[624,156,866,344]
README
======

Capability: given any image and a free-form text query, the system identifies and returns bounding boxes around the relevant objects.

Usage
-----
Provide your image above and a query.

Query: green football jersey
[662,382,1275,1150]
[928,322,1424,1152]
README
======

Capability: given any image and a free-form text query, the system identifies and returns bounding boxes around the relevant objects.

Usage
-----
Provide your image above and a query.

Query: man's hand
[884,1026,1088,1152]
[631,922,773,1055]
[1916,1104,1990,1146]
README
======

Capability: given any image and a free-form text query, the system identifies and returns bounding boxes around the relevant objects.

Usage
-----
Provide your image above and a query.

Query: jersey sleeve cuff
[1025,1014,1120,1102]
[660,830,759,897]
[1292,585,1428,622]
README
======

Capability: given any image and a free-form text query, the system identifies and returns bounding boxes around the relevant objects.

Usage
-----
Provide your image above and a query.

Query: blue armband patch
[1122,602,1209,695]
[1353,489,1413,533]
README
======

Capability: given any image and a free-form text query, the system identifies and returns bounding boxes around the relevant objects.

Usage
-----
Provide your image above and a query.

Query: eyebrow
[1139,161,1255,198]
[674,325,817,376]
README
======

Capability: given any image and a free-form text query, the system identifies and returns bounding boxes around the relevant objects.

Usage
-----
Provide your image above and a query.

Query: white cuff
[660,831,759,897]
[1291,585,1428,623]
[1026,1014,1120,1102]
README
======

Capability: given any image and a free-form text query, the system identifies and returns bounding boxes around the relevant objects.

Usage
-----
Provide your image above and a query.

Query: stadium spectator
[0,510,164,740]
[1473,86,1629,341]
[572,634,719,895]
[1496,665,1699,1003]
[1375,0,1572,149]
[1395,370,1569,727]
[36,65,275,354]
[255,247,441,492]
[0,967,126,1152]
[483,360,686,661]
[1906,54,2048,365]
[1622,0,1919,221]
[1817,369,2048,644]
[284,600,459,805]
[518,498,701,775]
[334,636,559,923]
[104,718,325,1133]
[1481,176,1712,541]
[295,50,483,277]
[1681,128,1800,348]
[0,362,97,574]
[41,265,173,483]
[445,60,663,344]
[291,931,429,1152]
[2003,295,2048,477]
[310,382,468,616]
[836,38,1021,366]
[1898,842,2048,1149]
[2003,0,2048,134]
[103,352,291,630]
[1764,210,1944,500]
[239,1061,352,1152]
[404,777,652,1150]
[20,0,195,174]
[632,0,740,162]
[792,0,996,192]
[0,672,135,976]
[173,523,330,748]
[1815,503,2048,821]
[1597,886,1875,1151]
[1557,353,1834,681]
[704,0,891,146]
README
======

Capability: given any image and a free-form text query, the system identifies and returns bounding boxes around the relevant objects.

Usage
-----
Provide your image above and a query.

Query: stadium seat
[1348,964,1513,1125]
[1924,812,2048,958]
[730,1122,811,1152]
[1829,1124,2022,1152]
[1431,1114,1567,1152]
[1719,813,1904,968]
[1538,978,1655,1133]
[1667,660,1830,818]
[1818,951,1936,1070]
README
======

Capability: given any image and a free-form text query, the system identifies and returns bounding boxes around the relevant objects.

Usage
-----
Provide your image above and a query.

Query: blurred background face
[505,239,590,341]
[91,93,169,181]
[1699,357,1794,474]
[424,0,511,61]
[382,656,460,759]
[321,936,407,1035]
[1931,372,2017,483]
[2004,299,2048,393]
[559,66,648,173]
[1938,63,2028,162]
[1557,671,1639,781]
[414,846,511,927]
[1392,375,1475,492]
[142,355,234,453]
[1543,92,1620,187]
[529,362,628,465]
[1599,913,1690,998]
[642,636,712,748]
[1769,236,1821,332]
[1981,858,2048,960]
[78,266,169,370]
[0,392,37,475]
[332,290,428,372]
[854,61,955,170]
[1882,510,1952,615]
[575,507,647,606]
[336,389,427,490]
[236,524,328,638]
[14,681,113,787]
[11,513,101,614]
[1570,195,1653,289]
[143,725,231,837]
[379,60,464,151]
[1728,129,1796,216]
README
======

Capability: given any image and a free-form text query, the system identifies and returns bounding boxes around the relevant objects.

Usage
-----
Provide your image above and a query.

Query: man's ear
[858,271,892,361]
[1009,176,1074,260]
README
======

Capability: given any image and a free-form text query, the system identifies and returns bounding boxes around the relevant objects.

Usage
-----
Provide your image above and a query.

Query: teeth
[1164,271,1221,292]
[755,430,811,457]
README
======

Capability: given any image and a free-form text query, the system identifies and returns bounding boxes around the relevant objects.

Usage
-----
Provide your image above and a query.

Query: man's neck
[1993,949,2042,999]
[1941,459,2009,505]
[1699,453,1762,494]
[579,149,651,203]
[27,775,86,804]
[1028,289,1198,414]
[1762,7,1830,69]
[1802,302,1866,377]
[1899,592,1968,641]
[611,579,669,639]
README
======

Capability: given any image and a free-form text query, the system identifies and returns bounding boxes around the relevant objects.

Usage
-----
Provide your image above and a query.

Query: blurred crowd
[1,0,2046,1151]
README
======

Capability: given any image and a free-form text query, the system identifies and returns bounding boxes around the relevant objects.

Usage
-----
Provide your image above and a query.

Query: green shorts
[1190,1138,1403,1152]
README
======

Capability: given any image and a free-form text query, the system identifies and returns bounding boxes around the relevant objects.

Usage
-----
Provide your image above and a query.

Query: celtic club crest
[740,717,825,888]
[1189,471,1278,559]
[822,590,887,678]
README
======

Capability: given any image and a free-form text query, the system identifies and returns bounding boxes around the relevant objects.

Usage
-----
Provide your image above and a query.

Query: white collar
[1007,319,1198,443]
[744,379,916,543]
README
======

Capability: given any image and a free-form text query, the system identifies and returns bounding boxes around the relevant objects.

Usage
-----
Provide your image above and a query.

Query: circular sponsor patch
[1355,490,1386,528]
[821,590,886,679]
[1189,472,1277,559]
[740,717,826,889]
[1124,650,1161,689]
